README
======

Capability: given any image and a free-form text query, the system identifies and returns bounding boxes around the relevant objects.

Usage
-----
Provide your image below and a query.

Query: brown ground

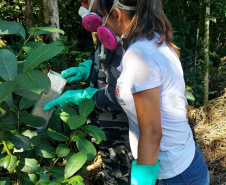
[189,89,226,185]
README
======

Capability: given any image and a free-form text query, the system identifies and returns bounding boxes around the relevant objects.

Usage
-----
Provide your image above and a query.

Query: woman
[97,0,210,184]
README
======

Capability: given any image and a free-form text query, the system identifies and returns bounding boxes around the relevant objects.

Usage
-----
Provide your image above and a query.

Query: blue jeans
[156,143,210,185]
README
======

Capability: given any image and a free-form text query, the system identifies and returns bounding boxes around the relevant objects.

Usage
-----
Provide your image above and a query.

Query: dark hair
[99,0,180,57]
[78,0,89,3]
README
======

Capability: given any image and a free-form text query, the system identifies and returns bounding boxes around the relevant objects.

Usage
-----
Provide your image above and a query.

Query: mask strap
[103,0,136,26]
[88,0,95,14]
[114,1,136,11]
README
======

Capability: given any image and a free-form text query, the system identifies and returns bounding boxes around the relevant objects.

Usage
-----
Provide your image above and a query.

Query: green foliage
[0,21,106,184]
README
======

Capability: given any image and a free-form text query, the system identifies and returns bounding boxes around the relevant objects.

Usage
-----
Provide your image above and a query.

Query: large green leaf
[47,128,69,141]
[60,107,77,124]
[19,174,37,185]
[67,115,87,130]
[35,144,57,158]
[64,152,87,180]
[18,158,41,173]
[0,177,10,185]
[75,135,96,161]
[0,81,17,103]
[50,167,64,178]
[23,41,64,72]
[19,98,36,110]
[56,144,70,157]
[68,176,84,185]
[0,49,17,81]
[14,89,42,101]
[15,70,50,94]
[23,41,46,54]
[32,27,65,35]
[20,111,46,128]
[79,99,95,117]
[82,125,106,144]
[0,20,26,38]
[0,112,17,131]
[8,134,31,150]
[3,155,17,171]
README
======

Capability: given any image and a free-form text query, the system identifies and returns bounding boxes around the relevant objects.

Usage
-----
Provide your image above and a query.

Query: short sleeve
[122,48,162,94]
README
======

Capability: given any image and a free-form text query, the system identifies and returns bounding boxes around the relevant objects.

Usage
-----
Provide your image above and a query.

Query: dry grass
[189,89,226,185]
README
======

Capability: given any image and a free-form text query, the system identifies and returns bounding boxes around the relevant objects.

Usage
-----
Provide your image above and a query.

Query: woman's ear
[112,7,122,23]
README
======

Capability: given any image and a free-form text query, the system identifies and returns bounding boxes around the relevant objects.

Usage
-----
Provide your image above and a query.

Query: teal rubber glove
[131,159,160,185]
[43,87,100,111]
[61,59,93,83]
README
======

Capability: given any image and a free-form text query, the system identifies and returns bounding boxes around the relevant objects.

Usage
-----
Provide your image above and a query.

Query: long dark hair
[99,0,180,57]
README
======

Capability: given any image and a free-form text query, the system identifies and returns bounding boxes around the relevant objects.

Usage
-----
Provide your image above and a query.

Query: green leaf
[51,177,64,183]
[47,128,69,141]
[75,136,96,161]
[3,155,17,171]
[50,167,64,177]
[0,157,4,166]
[24,41,64,72]
[31,131,49,146]
[0,81,17,103]
[20,111,46,128]
[0,177,10,185]
[18,158,41,173]
[14,89,42,101]
[56,144,70,157]
[39,167,51,183]
[0,49,17,81]
[33,27,65,35]
[68,115,87,130]
[64,152,87,180]
[19,98,36,110]
[23,41,46,54]
[29,27,49,35]
[8,134,31,150]
[22,130,38,139]
[185,91,195,101]
[19,174,37,185]
[15,70,50,94]
[0,20,26,38]
[60,107,77,124]
[68,175,84,185]
[0,112,17,131]
[79,99,95,117]
[35,144,57,158]
[82,125,106,144]
[48,183,61,185]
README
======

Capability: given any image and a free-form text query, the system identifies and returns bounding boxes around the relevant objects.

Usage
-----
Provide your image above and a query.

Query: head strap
[103,0,136,25]
[114,0,136,11]
[88,0,95,13]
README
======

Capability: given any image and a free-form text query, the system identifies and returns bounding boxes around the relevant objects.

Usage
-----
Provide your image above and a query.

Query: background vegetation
[0,0,225,184]
[0,0,225,106]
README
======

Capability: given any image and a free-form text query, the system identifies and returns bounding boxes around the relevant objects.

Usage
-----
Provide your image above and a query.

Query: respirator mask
[97,0,136,50]
[78,0,102,32]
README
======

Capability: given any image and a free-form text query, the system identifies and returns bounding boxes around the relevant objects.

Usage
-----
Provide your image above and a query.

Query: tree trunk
[43,0,60,42]
[25,0,33,32]
[203,0,210,105]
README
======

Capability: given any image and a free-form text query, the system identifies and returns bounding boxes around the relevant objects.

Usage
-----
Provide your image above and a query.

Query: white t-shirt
[116,36,195,179]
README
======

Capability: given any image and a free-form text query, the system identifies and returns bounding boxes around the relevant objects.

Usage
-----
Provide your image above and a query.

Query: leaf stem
[0,130,11,155]
[16,28,36,58]
[47,157,60,173]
